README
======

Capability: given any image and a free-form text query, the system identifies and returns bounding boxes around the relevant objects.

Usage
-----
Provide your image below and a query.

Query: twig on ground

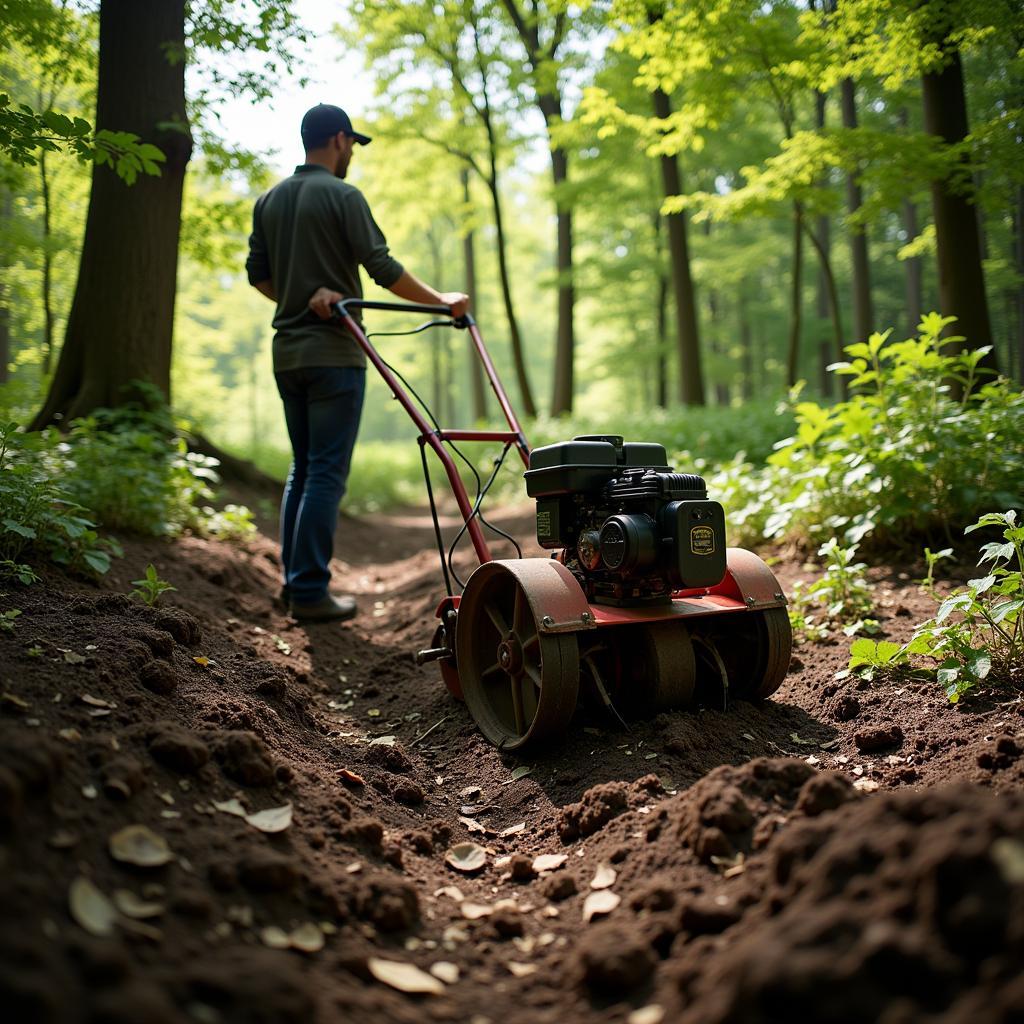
[411,715,449,747]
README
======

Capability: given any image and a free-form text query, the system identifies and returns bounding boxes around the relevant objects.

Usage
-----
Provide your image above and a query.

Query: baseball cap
[300,104,372,148]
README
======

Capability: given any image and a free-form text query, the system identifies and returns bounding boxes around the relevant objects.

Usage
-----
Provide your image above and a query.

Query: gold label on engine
[690,526,715,555]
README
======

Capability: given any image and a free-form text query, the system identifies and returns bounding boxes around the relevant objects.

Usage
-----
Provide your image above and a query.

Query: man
[246,103,467,622]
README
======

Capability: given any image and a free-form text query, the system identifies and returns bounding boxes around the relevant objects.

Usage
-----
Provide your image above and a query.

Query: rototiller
[333,298,792,750]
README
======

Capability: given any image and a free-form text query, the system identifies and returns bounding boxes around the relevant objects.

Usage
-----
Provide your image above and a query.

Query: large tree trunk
[546,126,575,415]
[650,205,668,408]
[1014,183,1024,382]
[814,89,833,398]
[653,88,704,406]
[902,196,924,333]
[461,169,487,422]
[30,0,192,430]
[0,188,11,385]
[921,48,996,368]
[840,79,873,345]
[787,202,805,386]
[39,147,55,376]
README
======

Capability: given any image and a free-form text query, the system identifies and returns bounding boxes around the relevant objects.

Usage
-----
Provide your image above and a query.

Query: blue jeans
[275,367,366,605]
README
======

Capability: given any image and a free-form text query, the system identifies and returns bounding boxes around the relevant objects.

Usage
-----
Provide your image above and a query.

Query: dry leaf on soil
[68,877,117,937]
[338,769,365,786]
[583,890,621,923]
[445,842,487,873]
[367,958,445,995]
[289,922,325,953]
[260,926,291,949]
[433,885,464,901]
[498,822,526,838]
[590,863,616,889]
[108,825,174,867]
[507,962,538,978]
[113,890,165,919]
[532,853,567,874]
[429,961,460,984]
[460,901,493,920]
[628,1006,665,1024]
[244,803,293,833]
[213,798,248,818]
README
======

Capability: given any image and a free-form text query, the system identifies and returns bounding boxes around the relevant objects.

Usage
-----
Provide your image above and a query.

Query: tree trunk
[739,291,753,401]
[902,196,923,334]
[814,89,833,398]
[803,220,847,398]
[920,48,996,369]
[653,88,704,406]
[547,132,575,415]
[39,147,55,376]
[787,202,804,387]
[0,189,11,385]
[1012,182,1024,383]
[840,78,873,345]
[30,0,192,430]
[651,206,668,408]
[461,169,487,421]
[485,175,536,418]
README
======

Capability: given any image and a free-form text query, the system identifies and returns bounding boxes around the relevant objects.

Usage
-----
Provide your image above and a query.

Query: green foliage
[130,564,177,607]
[0,608,22,632]
[848,510,1023,702]
[0,422,121,576]
[789,539,878,641]
[715,315,1024,549]
[51,403,254,540]
[0,560,41,585]
[920,545,954,596]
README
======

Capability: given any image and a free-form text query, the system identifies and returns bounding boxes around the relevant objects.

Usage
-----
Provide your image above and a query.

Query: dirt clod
[579,924,657,994]
[148,724,210,773]
[855,724,904,752]
[139,659,177,696]
[558,781,629,842]
[214,731,276,787]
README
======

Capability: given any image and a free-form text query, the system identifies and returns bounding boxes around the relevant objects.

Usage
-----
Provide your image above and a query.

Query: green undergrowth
[0,400,255,582]
[849,511,1023,703]
[705,314,1024,551]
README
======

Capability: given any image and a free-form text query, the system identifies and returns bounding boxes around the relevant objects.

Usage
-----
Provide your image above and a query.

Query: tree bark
[920,48,996,369]
[30,0,192,430]
[902,196,923,334]
[814,89,833,397]
[739,291,753,401]
[653,88,704,406]
[498,0,574,415]
[803,219,846,398]
[840,78,873,346]
[39,147,55,376]
[787,201,804,387]
[1014,183,1024,382]
[0,188,11,385]
[461,169,487,421]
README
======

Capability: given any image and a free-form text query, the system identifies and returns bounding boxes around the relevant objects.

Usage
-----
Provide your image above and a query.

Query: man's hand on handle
[309,287,344,319]
[439,292,469,318]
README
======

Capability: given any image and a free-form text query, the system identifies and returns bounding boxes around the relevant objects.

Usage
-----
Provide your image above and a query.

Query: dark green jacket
[245,164,404,371]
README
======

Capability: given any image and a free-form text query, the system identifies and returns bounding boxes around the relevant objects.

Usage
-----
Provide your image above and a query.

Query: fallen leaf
[583,890,620,923]
[244,803,293,833]
[108,825,173,867]
[0,691,29,710]
[80,694,114,708]
[113,890,165,919]
[367,708,382,718]
[260,926,291,949]
[367,957,445,995]
[58,728,81,742]
[853,778,880,793]
[504,766,533,784]
[290,922,325,953]
[628,1006,665,1024]
[507,962,538,978]
[433,885,464,901]
[460,785,482,801]
[338,769,365,786]
[991,838,1024,885]
[345,861,362,874]
[69,877,117,936]
[81,784,98,799]
[63,651,87,665]
[590,863,616,890]
[213,798,248,818]
[459,816,486,834]
[429,961,459,984]
[369,734,395,746]
[532,853,567,874]
[445,842,487,873]
[498,822,526,838]
[117,917,163,941]
[460,901,493,920]
[192,656,210,667]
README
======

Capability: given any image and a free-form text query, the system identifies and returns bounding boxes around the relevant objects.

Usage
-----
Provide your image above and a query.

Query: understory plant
[708,314,1024,549]
[130,564,176,606]
[789,539,877,641]
[849,511,1023,702]
[0,422,122,576]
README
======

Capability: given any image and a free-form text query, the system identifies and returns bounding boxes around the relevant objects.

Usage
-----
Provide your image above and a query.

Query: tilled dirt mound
[1,515,1022,1023]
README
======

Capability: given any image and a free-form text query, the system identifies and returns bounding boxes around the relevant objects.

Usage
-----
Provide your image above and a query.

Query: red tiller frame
[333,298,530,567]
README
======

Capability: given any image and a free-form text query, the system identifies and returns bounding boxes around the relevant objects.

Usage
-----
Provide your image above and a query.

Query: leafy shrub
[0,422,122,576]
[849,510,1023,701]
[712,314,1024,549]
[50,403,254,540]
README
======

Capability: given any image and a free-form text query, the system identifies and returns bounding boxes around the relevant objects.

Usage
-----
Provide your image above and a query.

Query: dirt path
[1,507,1022,1024]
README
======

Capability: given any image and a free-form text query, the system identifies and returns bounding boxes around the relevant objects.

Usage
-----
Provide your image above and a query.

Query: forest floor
[1,495,1023,1024]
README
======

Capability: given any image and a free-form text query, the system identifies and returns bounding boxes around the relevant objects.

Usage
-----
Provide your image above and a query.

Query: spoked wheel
[694,606,792,702]
[455,560,581,750]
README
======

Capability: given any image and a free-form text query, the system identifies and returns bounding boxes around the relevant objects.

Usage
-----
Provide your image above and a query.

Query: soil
[1,497,1022,1024]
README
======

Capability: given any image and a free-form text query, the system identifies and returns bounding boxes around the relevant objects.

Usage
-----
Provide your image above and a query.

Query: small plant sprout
[921,547,954,597]
[129,564,176,607]
[0,609,22,632]
[789,539,877,641]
